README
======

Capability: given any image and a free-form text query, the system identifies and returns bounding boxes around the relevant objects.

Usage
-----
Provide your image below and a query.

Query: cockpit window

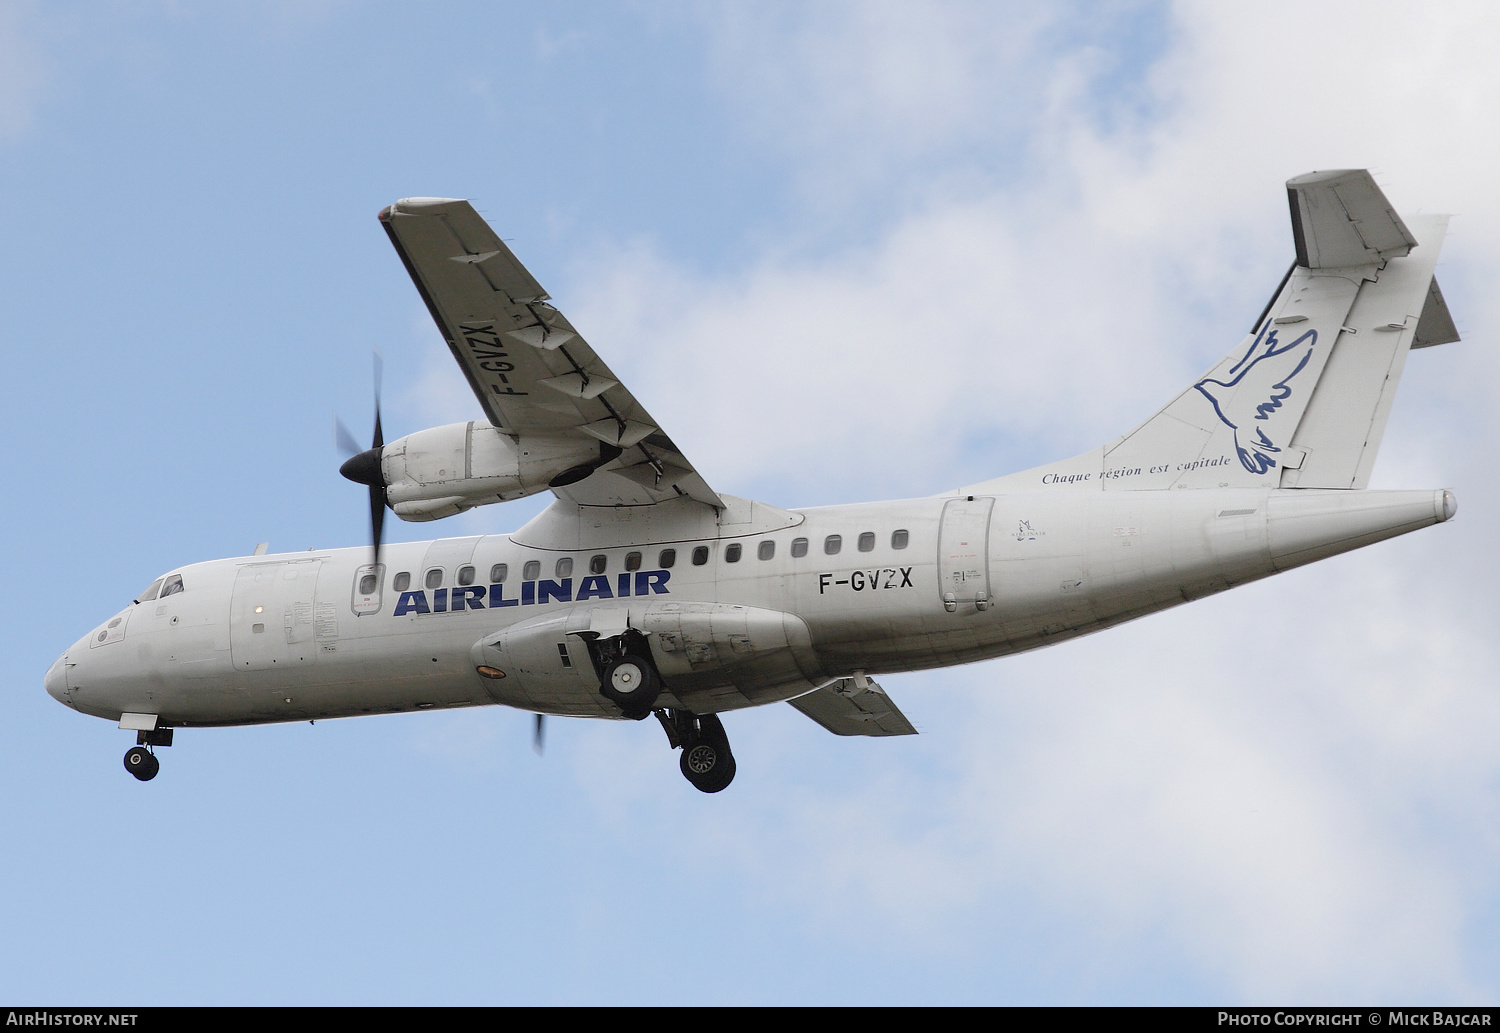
[135,578,164,604]
[159,574,185,598]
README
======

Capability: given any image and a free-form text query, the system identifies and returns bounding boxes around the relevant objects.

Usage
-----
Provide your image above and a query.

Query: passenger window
[135,578,164,604]
[659,549,676,569]
[425,568,443,590]
[625,551,642,571]
[692,546,709,566]
[758,540,775,560]
[458,565,476,586]
[392,571,411,592]
[824,535,842,556]
[359,573,378,594]
[159,574,185,598]
[523,560,541,580]
[725,543,742,563]
[858,532,875,552]
[556,557,573,578]
[892,529,909,550]
[490,563,508,583]
[590,554,607,575]
[791,538,808,558]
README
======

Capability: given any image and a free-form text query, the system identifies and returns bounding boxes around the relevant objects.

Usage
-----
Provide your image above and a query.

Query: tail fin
[973,170,1457,494]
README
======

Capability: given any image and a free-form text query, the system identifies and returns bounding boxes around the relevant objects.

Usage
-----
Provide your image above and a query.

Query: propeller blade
[369,482,386,571]
[370,352,385,570]
[533,713,545,755]
[336,350,390,571]
[334,416,362,457]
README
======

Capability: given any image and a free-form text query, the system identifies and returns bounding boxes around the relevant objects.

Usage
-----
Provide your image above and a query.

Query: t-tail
[974,169,1460,495]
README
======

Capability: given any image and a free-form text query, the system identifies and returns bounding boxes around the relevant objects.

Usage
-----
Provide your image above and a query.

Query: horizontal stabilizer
[789,676,917,737]
[1287,170,1417,269]
[1413,276,1460,349]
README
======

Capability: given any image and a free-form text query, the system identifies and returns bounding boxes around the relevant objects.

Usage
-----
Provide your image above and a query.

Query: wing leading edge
[378,197,722,509]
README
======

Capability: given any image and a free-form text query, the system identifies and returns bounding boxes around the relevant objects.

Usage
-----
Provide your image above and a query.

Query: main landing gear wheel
[674,714,736,793]
[124,746,159,782]
[600,654,661,719]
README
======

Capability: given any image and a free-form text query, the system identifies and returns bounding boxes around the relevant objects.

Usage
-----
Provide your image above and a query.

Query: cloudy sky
[2,0,1497,1005]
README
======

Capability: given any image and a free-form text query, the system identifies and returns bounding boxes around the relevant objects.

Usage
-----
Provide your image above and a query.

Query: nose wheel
[656,710,736,793]
[124,746,159,781]
[122,726,173,781]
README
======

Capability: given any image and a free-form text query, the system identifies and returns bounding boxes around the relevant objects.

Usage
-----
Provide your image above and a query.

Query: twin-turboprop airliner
[45,170,1462,792]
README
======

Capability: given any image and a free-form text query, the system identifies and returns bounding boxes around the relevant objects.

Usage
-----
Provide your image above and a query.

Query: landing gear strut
[123,727,172,782]
[656,710,736,793]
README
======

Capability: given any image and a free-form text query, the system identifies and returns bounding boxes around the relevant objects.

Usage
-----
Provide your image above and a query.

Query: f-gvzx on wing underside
[374,197,722,517]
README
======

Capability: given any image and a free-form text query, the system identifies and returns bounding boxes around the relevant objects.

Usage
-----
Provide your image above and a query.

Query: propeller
[533,713,546,755]
[336,352,387,570]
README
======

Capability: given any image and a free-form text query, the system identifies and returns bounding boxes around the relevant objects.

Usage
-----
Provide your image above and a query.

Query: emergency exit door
[937,497,995,613]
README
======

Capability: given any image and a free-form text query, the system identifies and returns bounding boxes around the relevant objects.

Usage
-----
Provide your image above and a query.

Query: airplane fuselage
[47,486,1453,729]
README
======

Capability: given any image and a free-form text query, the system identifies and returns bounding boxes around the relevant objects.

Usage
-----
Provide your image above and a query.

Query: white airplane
[45,170,1461,792]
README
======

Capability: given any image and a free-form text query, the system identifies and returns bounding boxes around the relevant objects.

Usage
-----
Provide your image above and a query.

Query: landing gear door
[938,496,995,613]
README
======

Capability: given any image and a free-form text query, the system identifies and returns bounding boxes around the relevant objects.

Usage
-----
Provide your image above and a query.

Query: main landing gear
[123,727,173,782]
[592,633,662,720]
[655,710,736,793]
[585,638,734,792]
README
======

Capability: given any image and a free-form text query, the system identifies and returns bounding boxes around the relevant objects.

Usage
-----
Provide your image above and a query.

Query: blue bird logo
[1195,325,1318,474]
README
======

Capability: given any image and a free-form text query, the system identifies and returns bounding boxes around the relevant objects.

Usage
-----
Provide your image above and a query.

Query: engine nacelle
[382,421,608,522]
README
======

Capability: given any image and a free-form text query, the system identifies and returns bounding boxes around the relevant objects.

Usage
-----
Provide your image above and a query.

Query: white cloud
[537,0,1500,1000]
[392,1,1500,999]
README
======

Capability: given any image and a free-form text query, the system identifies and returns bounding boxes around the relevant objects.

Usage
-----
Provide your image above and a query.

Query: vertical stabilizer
[1280,213,1449,489]
[967,171,1453,495]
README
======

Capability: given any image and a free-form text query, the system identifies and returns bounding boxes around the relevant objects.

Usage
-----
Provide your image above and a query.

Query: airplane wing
[788,676,918,737]
[378,198,722,508]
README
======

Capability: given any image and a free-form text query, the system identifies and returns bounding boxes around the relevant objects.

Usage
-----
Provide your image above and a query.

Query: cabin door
[937,497,994,613]
[229,559,324,671]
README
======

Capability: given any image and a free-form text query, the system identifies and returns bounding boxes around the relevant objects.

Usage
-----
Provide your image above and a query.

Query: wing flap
[788,676,917,737]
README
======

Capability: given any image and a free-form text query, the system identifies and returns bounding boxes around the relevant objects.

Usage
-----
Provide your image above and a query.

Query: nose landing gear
[656,710,736,793]
[123,727,173,782]
[123,746,159,781]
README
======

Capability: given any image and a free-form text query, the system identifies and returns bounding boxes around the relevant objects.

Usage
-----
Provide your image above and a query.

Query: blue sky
[3,1,1499,1004]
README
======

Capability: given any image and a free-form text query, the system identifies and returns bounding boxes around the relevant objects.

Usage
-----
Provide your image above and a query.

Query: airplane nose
[44,655,70,705]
